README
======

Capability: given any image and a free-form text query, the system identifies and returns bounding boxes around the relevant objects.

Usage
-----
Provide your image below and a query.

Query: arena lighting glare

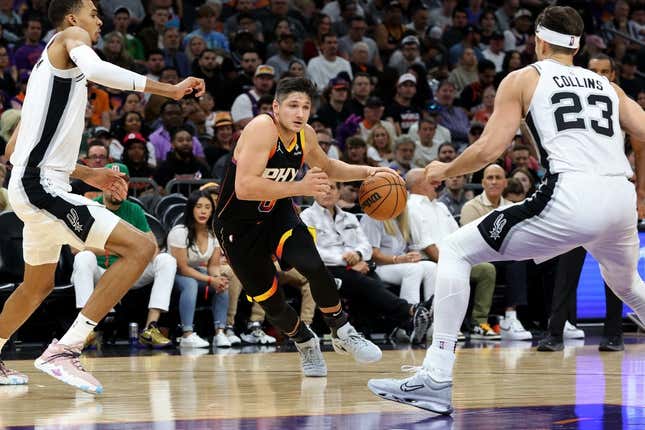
[535,25,580,49]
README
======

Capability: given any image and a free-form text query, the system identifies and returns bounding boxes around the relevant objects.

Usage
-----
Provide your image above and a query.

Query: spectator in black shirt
[620,54,644,100]
[318,77,352,132]
[384,72,421,135]
[346,72,372,117]
[459,59,496,111]
[154,127,211,191]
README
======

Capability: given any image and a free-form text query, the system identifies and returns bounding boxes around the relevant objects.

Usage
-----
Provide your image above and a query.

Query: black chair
[162,203,185,231]
[145,213,167,249]
[154,193,187,219]
[128,195,147,213]
[171,213,184,228]
[0,212,25,284]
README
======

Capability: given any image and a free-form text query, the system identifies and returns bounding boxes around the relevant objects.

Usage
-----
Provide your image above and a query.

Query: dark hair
[160,66,179,76]
[147,49,164,59]
[258,94,274,106]
[589,53,616,72]
[170,125,193,141]
[183,190,216,251]
[503,177,525,197]
[160,99,181,114]
[438,142,456,153]
[501,50,521,72]
[275,77,316,103]
[48,0,83,28]
[321,32,338,43]
[535,6,584,54]
[478,59,496,74]
[512,144,531,153]
[452,7,467,19]
[348,15,366,25]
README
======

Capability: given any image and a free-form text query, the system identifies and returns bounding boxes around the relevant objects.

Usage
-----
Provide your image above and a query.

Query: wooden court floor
[1,338,645,429]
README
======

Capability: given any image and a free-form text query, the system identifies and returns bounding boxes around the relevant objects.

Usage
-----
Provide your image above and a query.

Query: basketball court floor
[1,336,644,429]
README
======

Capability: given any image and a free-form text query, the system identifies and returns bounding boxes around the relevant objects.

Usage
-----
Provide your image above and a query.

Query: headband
[535,25,580,49]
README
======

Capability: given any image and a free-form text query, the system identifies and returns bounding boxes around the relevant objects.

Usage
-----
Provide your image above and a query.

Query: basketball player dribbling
[215,77,415,376]
[0,0,204,393]
[368,6,645,414]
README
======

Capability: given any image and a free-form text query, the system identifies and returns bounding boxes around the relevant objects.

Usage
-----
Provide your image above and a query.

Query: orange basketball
[358,172,407,221]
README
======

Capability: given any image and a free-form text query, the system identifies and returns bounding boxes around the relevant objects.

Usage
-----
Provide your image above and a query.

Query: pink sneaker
[34,339,103,394]
[0,360,28,385]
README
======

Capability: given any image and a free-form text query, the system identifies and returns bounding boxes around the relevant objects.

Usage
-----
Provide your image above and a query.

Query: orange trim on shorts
[247,276,278,303]
[275,229,294,260]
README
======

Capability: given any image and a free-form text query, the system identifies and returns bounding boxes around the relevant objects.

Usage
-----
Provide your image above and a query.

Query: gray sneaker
[332,323,382,363]
[294,335,327,377]
[367,366,453,415]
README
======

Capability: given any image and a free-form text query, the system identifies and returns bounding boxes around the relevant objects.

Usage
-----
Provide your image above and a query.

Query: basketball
[358,172,407,221]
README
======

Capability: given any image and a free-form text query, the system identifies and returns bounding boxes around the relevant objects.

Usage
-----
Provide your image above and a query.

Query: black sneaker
[599,335,624,352]
[537,334,564,352]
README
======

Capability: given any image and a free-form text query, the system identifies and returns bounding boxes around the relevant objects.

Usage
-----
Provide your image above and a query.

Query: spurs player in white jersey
[1,0,204,393]
[368,6,645,414]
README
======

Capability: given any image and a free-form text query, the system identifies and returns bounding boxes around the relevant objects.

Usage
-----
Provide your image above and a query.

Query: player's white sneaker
[500,317,532,340]
[294,334,327,377]
[241,322,277,345]
[563,321,585,339]
[368,366,453,414]
[332,323,382,363]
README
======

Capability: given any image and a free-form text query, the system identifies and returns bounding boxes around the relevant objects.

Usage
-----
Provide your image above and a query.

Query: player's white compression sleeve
[69,44,147,92]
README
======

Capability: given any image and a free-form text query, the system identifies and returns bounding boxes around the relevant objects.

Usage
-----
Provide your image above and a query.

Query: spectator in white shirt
[231,64,276,129]
[482,32,505,72]
[405,169,499,339]
[307,33,353,93]
[300,180,432,343]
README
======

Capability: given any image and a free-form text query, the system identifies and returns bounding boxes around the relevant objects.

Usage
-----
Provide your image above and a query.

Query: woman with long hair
[168,190,232,348]
[495,50,522,86]
[365,124,394,166]
[510,166,536,196]
[102,31,134,70]
[302,13,332,62]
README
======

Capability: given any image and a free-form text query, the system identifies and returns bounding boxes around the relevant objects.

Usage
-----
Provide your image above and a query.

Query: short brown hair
[535,6,584,55]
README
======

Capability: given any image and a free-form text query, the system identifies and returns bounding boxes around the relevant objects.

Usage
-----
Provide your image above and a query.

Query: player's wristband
[70,44,147,92]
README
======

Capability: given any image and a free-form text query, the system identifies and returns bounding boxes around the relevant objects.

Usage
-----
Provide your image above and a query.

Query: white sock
[423,337,456,382]
[505,310,517,320]
[59,313,97,346]
[0,337,7,354]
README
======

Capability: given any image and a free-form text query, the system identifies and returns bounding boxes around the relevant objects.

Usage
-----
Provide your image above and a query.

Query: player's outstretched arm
[425,68,530,184]
[61,27,204,100]
[302,125,396,181]
[235,116,328,200]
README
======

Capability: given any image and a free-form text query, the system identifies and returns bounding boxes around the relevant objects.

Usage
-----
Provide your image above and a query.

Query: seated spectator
[111,6,145,62]
[388,35,423,76]
[349,41,380,78]
[162,27,190,78]
[346,73,372,118]
[337,181,361,213]
[360,207,437,305]
[307,32,353,93]
[300,180,432,343]
[374,1,405,61]
[317,77,352,132]
[168,190,231,348]
[149,101,205,163]
[504,143,539,179]
[342,136,376,166]
[405,169,498,339]
[110,128,156,168]
[154,126,211,191]
[412,118,442,167]
[138,6,170,57]
[231,64,275,129]
[447,47,478,94]
[482,32,505,72]
[442,7,469,49]
[339,16,382,71]
[121,133,157,196]
[384,73,421,135]
[494,51,522,86]
[0,44,17,98]
[437,142,458,163]
[233,49,262,94]
[472,85,496,124]
[302,13,331,62]
[358,96,397,143]
[435,80,470,146]
[184,4,230,52]
[205,112,234,169]
[460,164,532,340]
[438,174,469,219]
[317,129,341,160]
[71,163,176,348]
[388,135,415,177]
[448,25,484,68]
[13,16,44,73]
[406,108,452,147]
[365,123,394,167]
[185,35,207,67]
[503,9,532,52]
[503,177,526,203]
[71,142,111,199]
[0,108,19,158]
[102,31,135,70]
[286,60,307,78]
[510,166,536,197]
[266,33,303,79]
[0,163,9,212]
[458,59,496,112]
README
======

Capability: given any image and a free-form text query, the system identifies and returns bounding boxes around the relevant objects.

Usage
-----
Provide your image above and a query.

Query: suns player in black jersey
[216,78,395,376]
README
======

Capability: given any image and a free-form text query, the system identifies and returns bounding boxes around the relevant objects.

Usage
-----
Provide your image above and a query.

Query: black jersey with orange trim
[216,117,306,224]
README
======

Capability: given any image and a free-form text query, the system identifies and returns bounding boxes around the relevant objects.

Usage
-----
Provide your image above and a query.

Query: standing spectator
[162,27,190,77]
[137,5,169,56]
[388,34,423,76]
[384,73,421,135]
[435,80,470,146]
[482,32,505,72]
[231,64,275,128]
[184,4,230,52]
[266,33,303,78]
[388,135,415,177]
[13,16,44,72]
[339,16,382,70]
[154,126,211,190]
[307,33,353,93]
[72,163,176,348]
[168,190,232,348]
[438,175,468,219]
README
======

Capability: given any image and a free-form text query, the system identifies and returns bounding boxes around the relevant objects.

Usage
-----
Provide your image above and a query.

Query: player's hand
[86,167,128,200]
[300,167,330,198]
[343,251,361,266]
[366,166,398,177]
[171,77,206,100]
[425,161,449,186]
[350,261,370,274]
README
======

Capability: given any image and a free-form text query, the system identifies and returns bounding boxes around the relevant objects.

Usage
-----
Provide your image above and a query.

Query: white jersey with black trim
[522,59,632,177]
[10,33,88,175]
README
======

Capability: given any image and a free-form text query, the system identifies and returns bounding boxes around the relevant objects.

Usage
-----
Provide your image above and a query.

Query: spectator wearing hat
[307,32,353,93]
[482,31,505,72]
[231,64,275,128]
[318,77,352,132]
[111,7,145,61]
[358,96,397,142]
[267,32,304,78]
[339,16,383,71]
[72,162,176,348]
[150,100,206,162]
[458,58,496,111]
[100,1,146,24]
[347,72,372,117]
[184,4,230,52]
[503,8,531,52]
[154,126,211,190]
[434,80,469,145]
[204,112,235,168]
[447,47,478,94]
[495,0,519,33]
[388,34,423,75]
[349,41,379,78]
[113,131,157,170]
[374,1,405,61]
[384,73,421,135]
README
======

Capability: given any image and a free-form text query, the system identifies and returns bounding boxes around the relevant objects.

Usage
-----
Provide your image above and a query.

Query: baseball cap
[214,111,233,127]
[123,132,145,144]
[254,64,275,77]
[92,126,111,138]
[365,96,384,108]
[386,0,402,10]
[401,35,420,46]
[514,9,531,20]
[114,6,131,16]
[397,73,417,85]
[105,162,130,178]
[330,77,349,89]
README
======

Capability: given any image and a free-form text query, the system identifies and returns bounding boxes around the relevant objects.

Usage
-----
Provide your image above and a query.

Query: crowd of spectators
[0,0,644,346]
